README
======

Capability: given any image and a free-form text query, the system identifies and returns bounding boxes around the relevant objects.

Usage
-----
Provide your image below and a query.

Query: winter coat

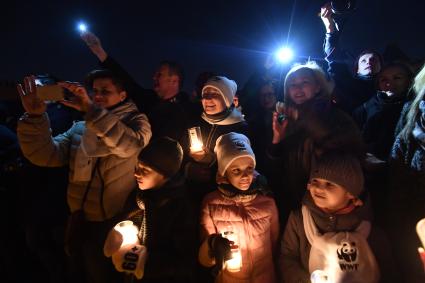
[280,194,397,283]
[119,176,198,283]
[352,91,406,160]
[324,31,377,113]
[199,187,279,283]
[387,103,425,283]
[17,101,152,221]
[99,56,193,141]
[267,99,364,211]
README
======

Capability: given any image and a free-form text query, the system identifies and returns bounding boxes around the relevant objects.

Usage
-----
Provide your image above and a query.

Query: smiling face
[308,178,354,212]
[134,162,167,190]
[378,65,411,97]
[286,69,321,105]
[91,78,127,108]
[225,156,255,190]
[201,86,227,114]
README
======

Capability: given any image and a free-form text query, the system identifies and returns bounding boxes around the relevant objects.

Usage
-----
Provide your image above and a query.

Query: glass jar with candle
[222,226,242,272]
[188,126,203,153]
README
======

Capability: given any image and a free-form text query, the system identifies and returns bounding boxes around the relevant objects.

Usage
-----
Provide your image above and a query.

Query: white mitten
[112,244,148,280]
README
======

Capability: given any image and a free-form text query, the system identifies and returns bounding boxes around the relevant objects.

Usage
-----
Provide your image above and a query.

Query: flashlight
[275,47,294,64]
[77,22,88,33]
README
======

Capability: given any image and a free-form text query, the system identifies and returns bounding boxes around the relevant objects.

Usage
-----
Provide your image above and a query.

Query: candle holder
[114,220,139,247]
[416,218,425,248]
[188,126,204,153]
[222,226,242,272]
[310,270,330,283]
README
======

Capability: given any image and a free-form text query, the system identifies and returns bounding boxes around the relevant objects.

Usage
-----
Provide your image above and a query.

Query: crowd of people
[1,3,425,283]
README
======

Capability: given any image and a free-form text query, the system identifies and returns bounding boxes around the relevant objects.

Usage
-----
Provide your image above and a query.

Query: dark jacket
[99,56,192,141]
[267,99,364,211]
[324,32,377,113]
[353,91,406,160]
[121,175,198,283]
[387,122,425,283]
[280,194,398,283]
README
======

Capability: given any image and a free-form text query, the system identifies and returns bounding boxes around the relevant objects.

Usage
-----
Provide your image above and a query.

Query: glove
[104,228,123,257]
[208,234,232,276]
[111,244,148,280]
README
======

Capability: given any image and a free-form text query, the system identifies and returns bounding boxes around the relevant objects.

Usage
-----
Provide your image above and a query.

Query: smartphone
[35,75,65,101]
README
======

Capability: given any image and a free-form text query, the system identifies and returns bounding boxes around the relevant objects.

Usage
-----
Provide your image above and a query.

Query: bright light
[276,47,294,63]
[78,23,87,33]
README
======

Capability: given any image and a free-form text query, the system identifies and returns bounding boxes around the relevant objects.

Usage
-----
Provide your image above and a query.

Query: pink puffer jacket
[199,190,279,283]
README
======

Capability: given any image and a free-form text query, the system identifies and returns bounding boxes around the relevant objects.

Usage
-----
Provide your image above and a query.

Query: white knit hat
[214,132,256,176]
[202,76,237,108]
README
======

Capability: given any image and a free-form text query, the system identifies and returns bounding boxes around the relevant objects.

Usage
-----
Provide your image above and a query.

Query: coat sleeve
[279,211,310,283]
[17,112,72,167]
[269,199,280,258]
[84,105,151,157]
[198,197,217,267]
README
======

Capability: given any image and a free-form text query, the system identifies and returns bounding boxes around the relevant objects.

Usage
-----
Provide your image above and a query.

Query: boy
[280,153,396,283]
[104,137,197,282]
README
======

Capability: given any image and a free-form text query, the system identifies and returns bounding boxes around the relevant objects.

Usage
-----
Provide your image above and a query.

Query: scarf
[201,107,245,126]
[218,174,272,199]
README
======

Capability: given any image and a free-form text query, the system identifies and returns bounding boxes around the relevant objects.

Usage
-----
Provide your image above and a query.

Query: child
[199,132,279,283]
[280,153,396,283]
[104,137,197,282]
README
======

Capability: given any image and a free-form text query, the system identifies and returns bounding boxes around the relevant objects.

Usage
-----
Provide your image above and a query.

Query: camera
[330,0,357,15]
[35,75,71,101]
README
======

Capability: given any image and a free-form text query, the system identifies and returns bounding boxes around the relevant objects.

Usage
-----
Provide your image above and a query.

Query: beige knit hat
[214,132,256,176]
[202,76,237,108]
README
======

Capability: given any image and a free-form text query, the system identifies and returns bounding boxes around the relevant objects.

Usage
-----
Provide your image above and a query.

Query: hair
[159,60,184,87]
[400,63,425,141]
[353,49,383,75]
[84,69,126,92]
[283,61,334,106]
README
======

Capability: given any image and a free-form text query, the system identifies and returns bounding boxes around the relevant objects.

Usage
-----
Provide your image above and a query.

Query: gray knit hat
[202,76,237,108]
[138,137,183,178]
[309,153,364,197]
[214,132,256,176]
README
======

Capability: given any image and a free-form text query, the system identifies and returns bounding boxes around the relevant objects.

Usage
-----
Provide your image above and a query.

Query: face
[259,84,277,110]
[225,156,255,190]
[357,53,381,76]
[286,69,321,105]
[153,65,178,99]
[91,78,126,108]
[201,86,227,115]
[134,162,167,190]
[378,66,411,96]
[308,178,354,212]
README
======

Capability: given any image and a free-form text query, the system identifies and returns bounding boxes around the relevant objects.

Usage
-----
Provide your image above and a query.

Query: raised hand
[80,31,108,62]
[17,75,47,116]
[320,2,336,33]
[272,111,289,144]
[58,82,93,112]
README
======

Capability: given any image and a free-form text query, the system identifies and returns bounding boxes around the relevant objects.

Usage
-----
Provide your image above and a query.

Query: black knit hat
[310,153,364,197]
[138,137,183,178]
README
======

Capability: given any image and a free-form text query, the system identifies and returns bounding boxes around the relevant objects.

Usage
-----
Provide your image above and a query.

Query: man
[320,2,383,113]
[81,31,192,141]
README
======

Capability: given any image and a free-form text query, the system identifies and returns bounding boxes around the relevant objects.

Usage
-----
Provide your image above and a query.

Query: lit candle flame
[114,220,139,247]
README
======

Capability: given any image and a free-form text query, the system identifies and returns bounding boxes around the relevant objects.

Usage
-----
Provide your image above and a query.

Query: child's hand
[419,247,425,273]
[189,149,207,162]
[104,228,123,257]
[111,244,148,279]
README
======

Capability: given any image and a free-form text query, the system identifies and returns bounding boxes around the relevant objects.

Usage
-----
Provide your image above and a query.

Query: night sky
[3,0,424,92]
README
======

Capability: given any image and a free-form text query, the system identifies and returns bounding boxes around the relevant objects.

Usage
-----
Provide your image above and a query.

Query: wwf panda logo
[337,241,357,263]
[232,139,247,151]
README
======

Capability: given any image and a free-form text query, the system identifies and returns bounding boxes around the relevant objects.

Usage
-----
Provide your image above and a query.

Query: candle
[310,270,330,283]
[222,226,242,272]
[188,127,203,153]
[114,220,139,247]
[416,218,425,248]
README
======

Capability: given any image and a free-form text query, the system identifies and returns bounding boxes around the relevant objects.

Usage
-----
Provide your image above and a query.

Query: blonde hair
[283,61,335,106]
[400,63,425,141]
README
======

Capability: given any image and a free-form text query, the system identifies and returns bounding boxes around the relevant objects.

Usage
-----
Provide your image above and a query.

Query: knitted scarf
[218,174,272,199]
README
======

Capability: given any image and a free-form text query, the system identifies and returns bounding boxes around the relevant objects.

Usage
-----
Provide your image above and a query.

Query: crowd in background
[1,2,425,283]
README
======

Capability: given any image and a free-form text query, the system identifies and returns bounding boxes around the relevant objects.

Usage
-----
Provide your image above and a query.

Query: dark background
[2,0,424,92]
